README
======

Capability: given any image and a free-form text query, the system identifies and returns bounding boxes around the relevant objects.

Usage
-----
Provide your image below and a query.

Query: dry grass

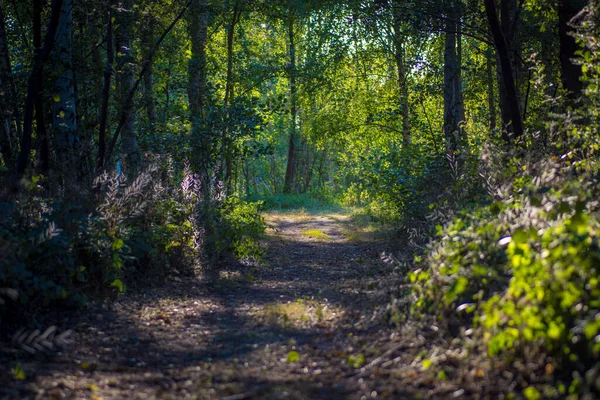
[258,300,337,327]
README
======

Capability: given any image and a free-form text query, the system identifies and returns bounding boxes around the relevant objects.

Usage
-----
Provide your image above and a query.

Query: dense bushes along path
[2,212,475,399]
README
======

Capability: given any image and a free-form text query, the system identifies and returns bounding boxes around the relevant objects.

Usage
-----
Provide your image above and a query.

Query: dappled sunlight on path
[2,211,455,399]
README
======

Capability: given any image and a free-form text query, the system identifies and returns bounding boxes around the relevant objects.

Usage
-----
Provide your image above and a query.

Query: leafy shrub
[256,192,339,211]
[409,156,600,395]
[0,158,202,320]
[201,196,266,262]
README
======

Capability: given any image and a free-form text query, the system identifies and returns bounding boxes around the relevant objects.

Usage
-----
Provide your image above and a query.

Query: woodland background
[1,0,600,397]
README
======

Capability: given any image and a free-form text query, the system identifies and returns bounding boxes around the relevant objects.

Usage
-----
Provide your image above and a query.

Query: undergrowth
[0,158,265,325]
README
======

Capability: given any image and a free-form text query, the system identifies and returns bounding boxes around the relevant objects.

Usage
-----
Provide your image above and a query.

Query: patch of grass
[259,300,335,327]
[252,193,346,213]
[337,208,398,242]
[301,229,330,240]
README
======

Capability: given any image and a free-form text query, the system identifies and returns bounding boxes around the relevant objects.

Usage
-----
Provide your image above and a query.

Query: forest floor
[1,211,479,399]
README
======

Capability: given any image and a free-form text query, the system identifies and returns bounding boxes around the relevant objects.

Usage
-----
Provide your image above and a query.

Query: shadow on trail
[4,213,402,399]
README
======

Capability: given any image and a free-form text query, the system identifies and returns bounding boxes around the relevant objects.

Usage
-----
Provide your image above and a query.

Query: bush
[0,159,202,320]
[201,196,266,262]
[409,156,600,396]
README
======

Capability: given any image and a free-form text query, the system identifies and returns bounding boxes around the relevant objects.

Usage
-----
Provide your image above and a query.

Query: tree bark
[33,0,49,173]
[97,1,113,173]
[224,1,242,194]
[0,0,17,168]
[51,0,78,169]
[558,0,585,98]
[115,0,139,174]
[443,1,459,156]
[487,45,497,131]
[141,15,157,137]
[16,0,63,178]
[283,13,298,194]
[188,0,210,196]
[484,0,524,141]
[392,0,410,148]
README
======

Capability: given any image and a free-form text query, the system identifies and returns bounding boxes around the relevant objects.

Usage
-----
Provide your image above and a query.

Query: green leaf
[110,279,124,293]
[111,238,125,251]
[547,322,561,340]
[13,363,25,380]
[347,354,365,368]
[524,386,541,400]
[286,351,300,363]
[422,359,432,370]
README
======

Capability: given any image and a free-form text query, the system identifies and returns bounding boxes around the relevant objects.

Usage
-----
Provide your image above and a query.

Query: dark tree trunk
[97,1,113,173]
[34,0,49,173]
[443,1,460,156]
[115,0,139,174]
[283,13,298,194]
[142,16,157,137]
[558,0,585,98]
[188,0,210,197]
[484,0,524,141]
[392,0,410,148]
[487,45,497,131]
[0,0,18,168]
[51,0,78,169]
[16,0,63,178]
[224,1,242,194]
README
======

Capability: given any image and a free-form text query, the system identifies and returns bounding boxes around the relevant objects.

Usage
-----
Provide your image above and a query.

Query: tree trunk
[392,0,410,148]
[33,0,49,174]
[115,0,139,174]
[484,0,524,141]
[558,0,585,98]
[16,0,63,178]
[443,2,459,156]
[0,0,17,168]
[487,45,497,131]
[51,0,78,169]
[283,13,298,194]
[188,0,210,197]
[224,2,242,194]
[141,16,157,137]
[96,1,113,173]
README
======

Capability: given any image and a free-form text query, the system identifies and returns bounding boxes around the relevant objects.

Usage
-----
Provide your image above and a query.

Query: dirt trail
[2,212,458,399]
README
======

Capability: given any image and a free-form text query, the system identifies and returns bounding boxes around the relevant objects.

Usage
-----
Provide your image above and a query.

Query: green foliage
[202,196,266,261]
[286,351,300,363]
[256,192,339,211]
[0,159,202,317]
[410,155,600,394]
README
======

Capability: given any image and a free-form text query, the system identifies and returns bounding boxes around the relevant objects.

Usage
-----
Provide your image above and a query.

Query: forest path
[5,212,457,399]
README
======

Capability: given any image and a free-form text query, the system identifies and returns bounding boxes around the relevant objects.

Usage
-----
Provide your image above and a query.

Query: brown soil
[0,212,474,399]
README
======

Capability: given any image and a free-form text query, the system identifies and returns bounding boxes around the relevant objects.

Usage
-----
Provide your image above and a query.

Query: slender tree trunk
[283,13,298,194]
[115,0,139,174]
[224,2,242,194]
[558,0,585,98]
[456,20,465,125]
[33,0,50,174]
[142,16,157,137]
[484,0,524,141]
[443,2,460,156]
[16,0,63,178]
[487,45,497,131]
[188,0,210,197]
[392,0,410,148]
[97,1,113,173]
[52,0,78,169]
[0,0,17,168]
